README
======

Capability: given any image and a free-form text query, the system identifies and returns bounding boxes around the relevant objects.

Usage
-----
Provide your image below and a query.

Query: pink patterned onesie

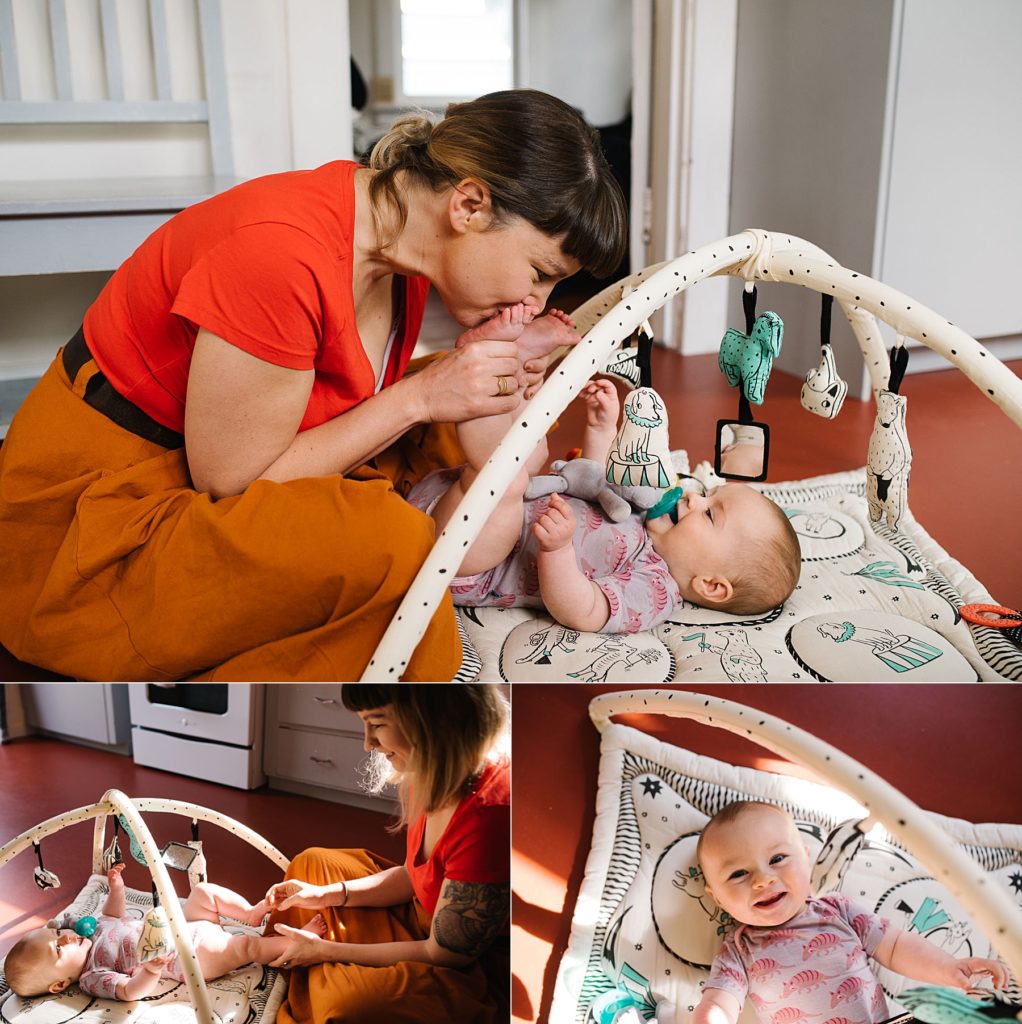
[705,893,891,1024]
[77,915,213,998]
[407,468,681,633]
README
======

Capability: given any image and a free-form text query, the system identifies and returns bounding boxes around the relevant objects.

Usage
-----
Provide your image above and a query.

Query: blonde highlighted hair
[341,684,508,827]
[367,89,627,277]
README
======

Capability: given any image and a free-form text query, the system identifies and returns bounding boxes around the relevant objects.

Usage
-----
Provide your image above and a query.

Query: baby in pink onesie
[4,865,323,1000]
[409,304,801,632]
[690,802,1007,1024]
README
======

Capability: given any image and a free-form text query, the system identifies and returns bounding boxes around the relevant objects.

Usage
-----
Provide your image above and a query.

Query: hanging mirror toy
[866,339,912,531]
[801,292,849,418]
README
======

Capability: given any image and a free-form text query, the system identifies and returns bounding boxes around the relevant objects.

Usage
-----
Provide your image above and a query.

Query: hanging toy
[32,841,61,890]
[117,813,148,866]
[137,887,172,963]
[605,324,675,489]
[186,820,207,889]
[102,817,123,872]
[801,293,848,418]
[718,285,783,405]
[866,340,912,531]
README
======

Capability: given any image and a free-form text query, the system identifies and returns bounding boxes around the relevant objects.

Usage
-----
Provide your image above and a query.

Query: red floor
[511,683,1022,1024]
[0,737,402,956]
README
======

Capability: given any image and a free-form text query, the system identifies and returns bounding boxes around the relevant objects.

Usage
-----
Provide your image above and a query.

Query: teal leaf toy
[718,287,784,405]
[117,813,149,866]
[896,986,1003,1024]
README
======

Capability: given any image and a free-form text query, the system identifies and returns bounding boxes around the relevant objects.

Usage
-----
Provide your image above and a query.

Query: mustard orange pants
[270,848,498,1024]
[0,350,462,680]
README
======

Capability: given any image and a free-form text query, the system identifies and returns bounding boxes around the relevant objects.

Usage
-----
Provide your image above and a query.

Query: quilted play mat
[363,229,1022,682]
[0,790,289,1024]
[453,467,1021,682]
[550,690,1022,1023]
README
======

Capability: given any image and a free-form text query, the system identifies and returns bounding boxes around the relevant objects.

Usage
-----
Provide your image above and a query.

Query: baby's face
[646,483,772,595]
[20,926,92,992]
[699,806,812,927]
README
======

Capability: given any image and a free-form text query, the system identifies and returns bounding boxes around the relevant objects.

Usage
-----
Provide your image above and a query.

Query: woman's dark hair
[341,684,508,824]
[368,89,627,278]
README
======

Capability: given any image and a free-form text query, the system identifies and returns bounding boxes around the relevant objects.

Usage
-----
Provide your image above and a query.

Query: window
[399,0,514,102]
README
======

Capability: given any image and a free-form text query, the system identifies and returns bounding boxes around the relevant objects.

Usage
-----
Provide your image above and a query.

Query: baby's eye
[728,869,748,881]
[533,267,550,283]
[770,854,787,865]
[705,509,713,522]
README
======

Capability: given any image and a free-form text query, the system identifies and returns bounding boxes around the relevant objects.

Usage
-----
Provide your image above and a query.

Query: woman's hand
[265,880,332,912]
[269,924,332,969]
[412,339,526,424]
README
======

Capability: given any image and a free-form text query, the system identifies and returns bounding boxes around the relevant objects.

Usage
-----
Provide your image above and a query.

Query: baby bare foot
[517,308,580,364]
[303,914,327,937]
[457,303,531,346]
[242,899,270,926]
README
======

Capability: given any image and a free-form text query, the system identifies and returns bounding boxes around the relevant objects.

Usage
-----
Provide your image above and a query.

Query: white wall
[0,0,351,379]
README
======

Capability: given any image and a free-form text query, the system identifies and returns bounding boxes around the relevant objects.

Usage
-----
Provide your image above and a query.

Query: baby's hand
[107,863,125,889]
[581,379,620,433]
[947,956,1009,991]
[533,493,576,552]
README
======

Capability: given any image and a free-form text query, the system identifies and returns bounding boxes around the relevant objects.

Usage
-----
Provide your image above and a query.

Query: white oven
[128,684,265,789]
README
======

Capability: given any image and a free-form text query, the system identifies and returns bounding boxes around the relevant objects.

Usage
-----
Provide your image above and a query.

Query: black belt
[62,327,184,449]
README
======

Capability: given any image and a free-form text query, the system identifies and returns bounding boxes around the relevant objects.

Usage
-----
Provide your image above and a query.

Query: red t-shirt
[405,757,510,918]
[83,160,428,434]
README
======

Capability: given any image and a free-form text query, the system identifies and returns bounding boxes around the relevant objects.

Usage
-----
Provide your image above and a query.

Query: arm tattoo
[432,879,510,958]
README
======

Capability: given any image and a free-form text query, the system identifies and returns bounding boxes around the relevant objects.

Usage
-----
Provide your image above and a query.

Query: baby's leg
[433,434,549,576]
[194,916,326,979]
[183,882,268,928]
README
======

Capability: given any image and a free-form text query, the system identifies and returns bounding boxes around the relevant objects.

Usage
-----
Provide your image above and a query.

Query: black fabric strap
[888,343,909,394]
[742,286,757,335]
[821,293,833,346]
[63,328,185,449]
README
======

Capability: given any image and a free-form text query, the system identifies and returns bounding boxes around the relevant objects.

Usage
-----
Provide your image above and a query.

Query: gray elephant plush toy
[525,458,664,523]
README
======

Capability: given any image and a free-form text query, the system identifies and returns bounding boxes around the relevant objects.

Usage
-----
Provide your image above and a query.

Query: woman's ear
[449,178,493,233]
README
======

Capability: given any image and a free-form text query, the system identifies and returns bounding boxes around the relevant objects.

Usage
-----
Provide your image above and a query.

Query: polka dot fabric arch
[549,721,1022,1023]
[0,875,287,1024]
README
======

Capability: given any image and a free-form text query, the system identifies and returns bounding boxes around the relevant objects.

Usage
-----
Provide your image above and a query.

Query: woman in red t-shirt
[265,684,510,1023]
[0,89,626,682]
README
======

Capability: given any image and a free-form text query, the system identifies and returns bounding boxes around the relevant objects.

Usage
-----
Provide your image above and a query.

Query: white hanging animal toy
[606,387,675,489]
[801,343,848,419]
[866,388,911,531]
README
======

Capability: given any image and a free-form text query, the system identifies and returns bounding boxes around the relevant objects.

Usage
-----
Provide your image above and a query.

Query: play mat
[362,229,1022,682]
[550,690,1022,1023]
[0,790,289,1024]
[453,467,1021,682]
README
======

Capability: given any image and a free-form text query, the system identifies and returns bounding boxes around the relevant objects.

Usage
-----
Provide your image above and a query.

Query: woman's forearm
[343,865,415,909]
[259,376,425,485]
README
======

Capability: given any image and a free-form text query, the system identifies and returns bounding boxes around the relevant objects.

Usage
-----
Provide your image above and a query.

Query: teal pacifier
[646,485,684,523]
[74,916,97,937]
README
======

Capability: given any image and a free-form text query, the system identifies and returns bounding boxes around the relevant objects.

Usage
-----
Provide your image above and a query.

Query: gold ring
[496,375,512,397]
